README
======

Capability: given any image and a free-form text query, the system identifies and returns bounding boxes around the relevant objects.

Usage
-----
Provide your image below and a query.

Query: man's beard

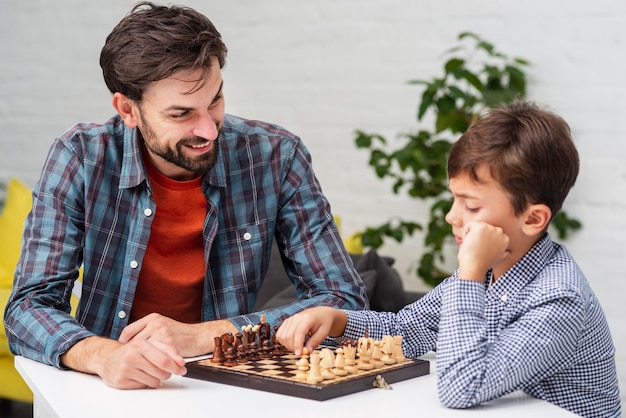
[138,116,220,175]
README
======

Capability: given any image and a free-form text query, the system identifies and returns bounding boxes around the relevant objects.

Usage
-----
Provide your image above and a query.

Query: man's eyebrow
[213,81,224,101]
[163,81,224,113]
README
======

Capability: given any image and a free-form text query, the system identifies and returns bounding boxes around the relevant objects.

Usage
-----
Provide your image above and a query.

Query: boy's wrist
[457,266,486,283]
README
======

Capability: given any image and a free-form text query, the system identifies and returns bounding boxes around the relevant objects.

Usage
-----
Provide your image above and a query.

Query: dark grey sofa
[253,244,425,313]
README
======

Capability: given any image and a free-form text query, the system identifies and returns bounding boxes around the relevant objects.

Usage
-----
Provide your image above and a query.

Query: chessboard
[183,317,430,401]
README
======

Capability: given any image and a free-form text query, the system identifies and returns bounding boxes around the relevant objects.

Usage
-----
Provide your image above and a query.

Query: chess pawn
[331,348,349,377]
[222,346,238,367]
[371,341,385,369]
[294,348,310,381]
[380,335,396,365]
[393,335,407,363]
[306,351,324,383]
[236,343,249,364]
[259,339,273,359]
[247,340,260,361]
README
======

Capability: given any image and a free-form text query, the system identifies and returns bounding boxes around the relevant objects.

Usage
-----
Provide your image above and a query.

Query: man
[4,2,367,389]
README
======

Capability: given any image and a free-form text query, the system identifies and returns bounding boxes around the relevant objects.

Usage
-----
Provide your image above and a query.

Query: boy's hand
[276,307,347,355]
[457,221,510,282]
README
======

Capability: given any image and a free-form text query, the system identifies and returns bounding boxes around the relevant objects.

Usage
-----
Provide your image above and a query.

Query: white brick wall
[2,0,625,403]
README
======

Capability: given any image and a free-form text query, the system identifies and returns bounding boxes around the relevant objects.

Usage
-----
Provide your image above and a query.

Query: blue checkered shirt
[342,234,620,417]
[4,113,368,368]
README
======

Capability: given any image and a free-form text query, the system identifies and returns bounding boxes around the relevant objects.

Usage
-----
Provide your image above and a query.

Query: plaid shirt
[342,234,620,417]
[5,114,367,368]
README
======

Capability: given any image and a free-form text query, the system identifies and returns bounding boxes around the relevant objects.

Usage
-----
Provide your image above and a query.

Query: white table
[15,353,577,417]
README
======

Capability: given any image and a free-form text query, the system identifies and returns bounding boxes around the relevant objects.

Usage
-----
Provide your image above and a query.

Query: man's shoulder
[56,115,128,149]
[222,114,298,140]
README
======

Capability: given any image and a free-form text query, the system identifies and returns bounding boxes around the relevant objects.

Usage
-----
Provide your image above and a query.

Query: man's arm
[61,315,238,389]
[118,313,237,357]
[61,335,185,389]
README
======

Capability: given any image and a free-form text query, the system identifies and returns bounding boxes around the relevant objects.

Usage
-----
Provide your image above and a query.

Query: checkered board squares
[185,350,430,401]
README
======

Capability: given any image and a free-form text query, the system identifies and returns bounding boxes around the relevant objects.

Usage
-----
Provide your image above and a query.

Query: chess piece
[222,346,238,367]
[306,351,324,383]
[271,326,286,356]
[357,337,374,370]
[234,333,244,351]
[380,335,396,365]
[294,347,310,381]
[211,336,225,364]
[371,340,385,368]
[236,343,249,364]
[247,340,260,361]
[258,315,271,345]
[393,335,407,363]
[319,348,336,380]
[342,341,358,373]
[221,332,235,353]
[331,347,349,376]
[259,339,273,359]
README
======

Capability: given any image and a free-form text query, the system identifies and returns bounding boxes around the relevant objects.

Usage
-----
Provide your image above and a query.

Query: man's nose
[193,112,219,140]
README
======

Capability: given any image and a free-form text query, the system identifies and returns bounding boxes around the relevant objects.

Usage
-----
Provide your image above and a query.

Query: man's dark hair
[100,2,227,101]
[447,101,579,219]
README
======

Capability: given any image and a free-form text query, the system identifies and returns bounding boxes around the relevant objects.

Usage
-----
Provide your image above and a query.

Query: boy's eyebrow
[448,189,480,200]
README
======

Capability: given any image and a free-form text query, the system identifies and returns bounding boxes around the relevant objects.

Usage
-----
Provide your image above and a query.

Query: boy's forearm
[329,309,348,337]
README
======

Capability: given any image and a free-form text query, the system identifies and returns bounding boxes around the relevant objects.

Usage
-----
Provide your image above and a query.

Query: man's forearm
[60,335,121,375]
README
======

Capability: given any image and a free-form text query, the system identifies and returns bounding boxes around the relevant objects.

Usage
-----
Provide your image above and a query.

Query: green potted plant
[354,32,581,288]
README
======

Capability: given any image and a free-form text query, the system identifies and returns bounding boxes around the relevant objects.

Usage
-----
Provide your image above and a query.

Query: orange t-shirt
[130,159,206,324]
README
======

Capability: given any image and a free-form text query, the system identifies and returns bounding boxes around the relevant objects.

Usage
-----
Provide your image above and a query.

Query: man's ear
[112,92,140,128]
[522,203,552,236]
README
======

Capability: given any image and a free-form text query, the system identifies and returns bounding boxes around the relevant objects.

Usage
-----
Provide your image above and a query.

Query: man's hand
[60,335,187,389]
[61,314,238,389]
[276,306,347,356]
[118,313,237,357]
[457,220,510,282]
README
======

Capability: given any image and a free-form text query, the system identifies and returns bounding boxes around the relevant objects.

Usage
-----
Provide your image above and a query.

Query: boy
[276,101,621,417]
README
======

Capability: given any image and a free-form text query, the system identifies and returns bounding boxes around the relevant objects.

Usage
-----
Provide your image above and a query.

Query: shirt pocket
[213,221,272,296]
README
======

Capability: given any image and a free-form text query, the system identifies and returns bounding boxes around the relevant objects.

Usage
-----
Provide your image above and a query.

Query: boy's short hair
[100,2,228,101]
[447,101,579,219]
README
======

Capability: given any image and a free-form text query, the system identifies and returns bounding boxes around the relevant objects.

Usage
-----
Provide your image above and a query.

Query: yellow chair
[333,215,363,255]
[0,178,33,403]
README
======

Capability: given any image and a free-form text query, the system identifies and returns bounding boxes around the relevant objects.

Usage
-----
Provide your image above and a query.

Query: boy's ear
[522,204,552,236]
[112,92,140,128]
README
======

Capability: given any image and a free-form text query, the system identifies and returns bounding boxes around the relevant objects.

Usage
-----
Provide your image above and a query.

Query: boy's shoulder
[513,236,592,302]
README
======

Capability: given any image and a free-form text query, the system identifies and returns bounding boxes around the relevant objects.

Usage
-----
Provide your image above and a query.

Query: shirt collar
[490,233,555,293]
[118,119,227,190]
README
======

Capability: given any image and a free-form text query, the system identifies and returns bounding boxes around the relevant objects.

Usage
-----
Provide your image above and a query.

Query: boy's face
[445,166,533,277]
[126,57,225,181]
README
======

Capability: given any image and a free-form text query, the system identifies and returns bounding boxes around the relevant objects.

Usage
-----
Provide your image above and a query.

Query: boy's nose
[445,205,460,227]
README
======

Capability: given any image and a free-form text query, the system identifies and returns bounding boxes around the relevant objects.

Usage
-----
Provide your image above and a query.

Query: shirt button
[118,310,126,319]
[130,260,138,269]
[501,294,509,302]
[144,208,153,217]
[243,232,252,240]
